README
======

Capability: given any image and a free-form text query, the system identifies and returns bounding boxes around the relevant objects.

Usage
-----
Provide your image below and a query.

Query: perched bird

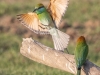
[75,36,88,75]
[17,0,70,51]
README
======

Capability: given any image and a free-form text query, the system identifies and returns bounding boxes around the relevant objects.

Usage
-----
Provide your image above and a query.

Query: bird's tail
[49,28,70,51]
[77,68,81,75]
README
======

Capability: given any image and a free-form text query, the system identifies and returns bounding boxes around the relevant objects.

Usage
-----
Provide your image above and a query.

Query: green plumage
[34,5,52,26]
[75,36,88,75]
[34,4,59,37]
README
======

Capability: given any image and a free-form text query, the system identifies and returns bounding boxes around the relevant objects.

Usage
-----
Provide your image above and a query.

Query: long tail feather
[51,29,70,51]
[77,67,81,75]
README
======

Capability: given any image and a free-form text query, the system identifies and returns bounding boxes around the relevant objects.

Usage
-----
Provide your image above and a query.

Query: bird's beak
[33,9,36,12]
[33,7,36,12]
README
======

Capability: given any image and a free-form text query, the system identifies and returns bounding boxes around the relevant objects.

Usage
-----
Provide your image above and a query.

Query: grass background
[0,0,100,75]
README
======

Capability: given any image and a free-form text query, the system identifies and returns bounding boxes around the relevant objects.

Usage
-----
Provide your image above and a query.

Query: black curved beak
[33,9,36,12]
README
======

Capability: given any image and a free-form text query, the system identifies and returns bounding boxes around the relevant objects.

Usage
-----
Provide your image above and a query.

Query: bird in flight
[17,0,70,51]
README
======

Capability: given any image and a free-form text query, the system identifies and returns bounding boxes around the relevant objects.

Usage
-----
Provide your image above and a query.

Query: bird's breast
[38,11,52,26]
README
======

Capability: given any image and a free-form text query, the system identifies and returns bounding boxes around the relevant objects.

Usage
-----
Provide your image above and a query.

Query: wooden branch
[20,38,100,75]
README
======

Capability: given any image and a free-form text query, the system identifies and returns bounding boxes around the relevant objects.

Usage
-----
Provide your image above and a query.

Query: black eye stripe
[33,6,44,12]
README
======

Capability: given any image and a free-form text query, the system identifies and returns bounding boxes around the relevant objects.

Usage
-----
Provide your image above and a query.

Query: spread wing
[17,12,49,35]
[48,0,69,28]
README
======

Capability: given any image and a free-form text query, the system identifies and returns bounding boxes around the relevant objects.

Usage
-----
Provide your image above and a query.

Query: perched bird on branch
[75,36,89,75]
[17,0,70,51]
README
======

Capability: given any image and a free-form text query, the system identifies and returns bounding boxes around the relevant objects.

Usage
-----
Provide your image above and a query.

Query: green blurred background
[0,0,100,75]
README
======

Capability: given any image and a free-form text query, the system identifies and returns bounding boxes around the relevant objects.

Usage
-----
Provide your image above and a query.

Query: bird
[74,36,88,75]
[17,0,70,51]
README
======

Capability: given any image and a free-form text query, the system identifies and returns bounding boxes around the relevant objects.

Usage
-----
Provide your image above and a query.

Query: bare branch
[20,38,100,75]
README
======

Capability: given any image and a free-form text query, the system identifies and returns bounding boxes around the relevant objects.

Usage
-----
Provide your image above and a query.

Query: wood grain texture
[20,38,100,75]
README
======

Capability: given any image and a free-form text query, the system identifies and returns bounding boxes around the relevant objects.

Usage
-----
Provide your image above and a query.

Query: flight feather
[17,12,49,34]
[48,0,69,28]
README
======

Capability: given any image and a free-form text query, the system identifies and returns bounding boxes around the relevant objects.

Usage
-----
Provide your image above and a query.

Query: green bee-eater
[17,0,70,51]
[75,36,88,75]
